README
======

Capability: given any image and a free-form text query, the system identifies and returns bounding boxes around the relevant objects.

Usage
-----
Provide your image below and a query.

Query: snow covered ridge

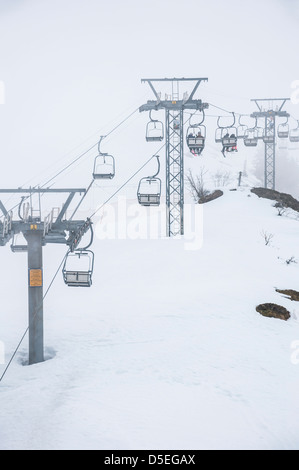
[0,187,299,450]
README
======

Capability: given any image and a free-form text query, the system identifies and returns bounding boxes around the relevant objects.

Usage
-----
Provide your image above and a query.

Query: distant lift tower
[251,98,290,190]
[140,78,209,237]
[0,187,91,365]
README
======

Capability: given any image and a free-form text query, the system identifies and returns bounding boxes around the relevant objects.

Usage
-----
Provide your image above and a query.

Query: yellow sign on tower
[29,269,43,287]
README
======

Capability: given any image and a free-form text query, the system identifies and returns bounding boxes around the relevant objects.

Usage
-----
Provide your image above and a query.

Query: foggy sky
[0,0,298,196]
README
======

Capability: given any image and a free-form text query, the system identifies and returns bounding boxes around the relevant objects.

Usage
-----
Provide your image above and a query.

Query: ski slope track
[0,188,299,450]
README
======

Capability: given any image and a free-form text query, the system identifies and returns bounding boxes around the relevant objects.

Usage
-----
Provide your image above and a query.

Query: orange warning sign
[29,269,43,287]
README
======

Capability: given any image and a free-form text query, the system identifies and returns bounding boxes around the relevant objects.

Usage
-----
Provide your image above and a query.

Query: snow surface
[1,185,299,450]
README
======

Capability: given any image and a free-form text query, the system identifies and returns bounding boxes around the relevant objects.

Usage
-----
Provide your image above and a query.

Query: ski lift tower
[140,78,209,237]
[0,187,92,365]
[251,98,290,190]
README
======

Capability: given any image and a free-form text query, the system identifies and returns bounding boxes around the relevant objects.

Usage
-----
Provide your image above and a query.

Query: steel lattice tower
[251,98,290,190]
[165,108,184,236]
[264,114,276,190]
[140,78,208,237]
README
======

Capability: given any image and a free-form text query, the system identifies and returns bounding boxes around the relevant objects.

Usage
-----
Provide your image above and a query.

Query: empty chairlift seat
[289,126,299,142]
[146,120,164,142]
[93,136,115,180]
[93,154,115,179]
[244,128,258,147]
[277,122,289,139]
[145,110,164,142]
[137,177,161,206]
[237,124,248,139]
[62,250,94,287]
[215,127,223,143]
[10,234,27,253]
[137,155,161,206]
[237,116,248,139]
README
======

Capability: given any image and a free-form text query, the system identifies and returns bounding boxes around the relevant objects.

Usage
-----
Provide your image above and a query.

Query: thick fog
[0,0,298,196]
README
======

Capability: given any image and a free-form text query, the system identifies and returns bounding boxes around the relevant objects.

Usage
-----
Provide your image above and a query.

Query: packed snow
[1,179,299,450]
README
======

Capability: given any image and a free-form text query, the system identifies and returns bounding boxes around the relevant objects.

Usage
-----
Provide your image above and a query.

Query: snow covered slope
[0,188,299,450]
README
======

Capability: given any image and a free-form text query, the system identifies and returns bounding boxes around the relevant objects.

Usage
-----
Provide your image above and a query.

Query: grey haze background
[0,0,298,201]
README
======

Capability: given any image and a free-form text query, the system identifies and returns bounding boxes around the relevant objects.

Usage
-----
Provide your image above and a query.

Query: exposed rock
[251,187,299,213]
[198,190,223,204]
[256,303,290,321]
[275,289,299,302]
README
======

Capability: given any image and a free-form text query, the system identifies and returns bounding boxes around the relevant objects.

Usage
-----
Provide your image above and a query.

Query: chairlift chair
[10,234,27,253]
[137,155,161,206]
[93,154,115,179]
[137,177,161,206]
[244,128,258,147]
[216,113,238,155]
[186,125,206,156]
[277,121,289,139]
[62,250,94,287]
[289,125,299,143]
[237,124,248,139]
[237,116,248,139]
[215,127,222,143]
[222,127,238,152]
[187,111,206,156]
[93,137,115,179]
[146,111,164,142]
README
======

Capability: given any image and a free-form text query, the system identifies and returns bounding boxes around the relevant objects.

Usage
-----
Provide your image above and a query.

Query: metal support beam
[264,115,276,189]
[166,109,184,237]
[24,229,44,365]
[251,98,290,190]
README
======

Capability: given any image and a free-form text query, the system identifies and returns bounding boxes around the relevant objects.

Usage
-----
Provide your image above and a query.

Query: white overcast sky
[0,0,298,194]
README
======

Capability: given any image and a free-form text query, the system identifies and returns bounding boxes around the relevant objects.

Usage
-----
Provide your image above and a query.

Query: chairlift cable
[0,107,140,220]
[89,153,160,220]
[88,113,192,218]
[69,179,95,221]
[39,105,139,189]
[0,100,239,381]
[208,102,251,117]
[3,94,286,380]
